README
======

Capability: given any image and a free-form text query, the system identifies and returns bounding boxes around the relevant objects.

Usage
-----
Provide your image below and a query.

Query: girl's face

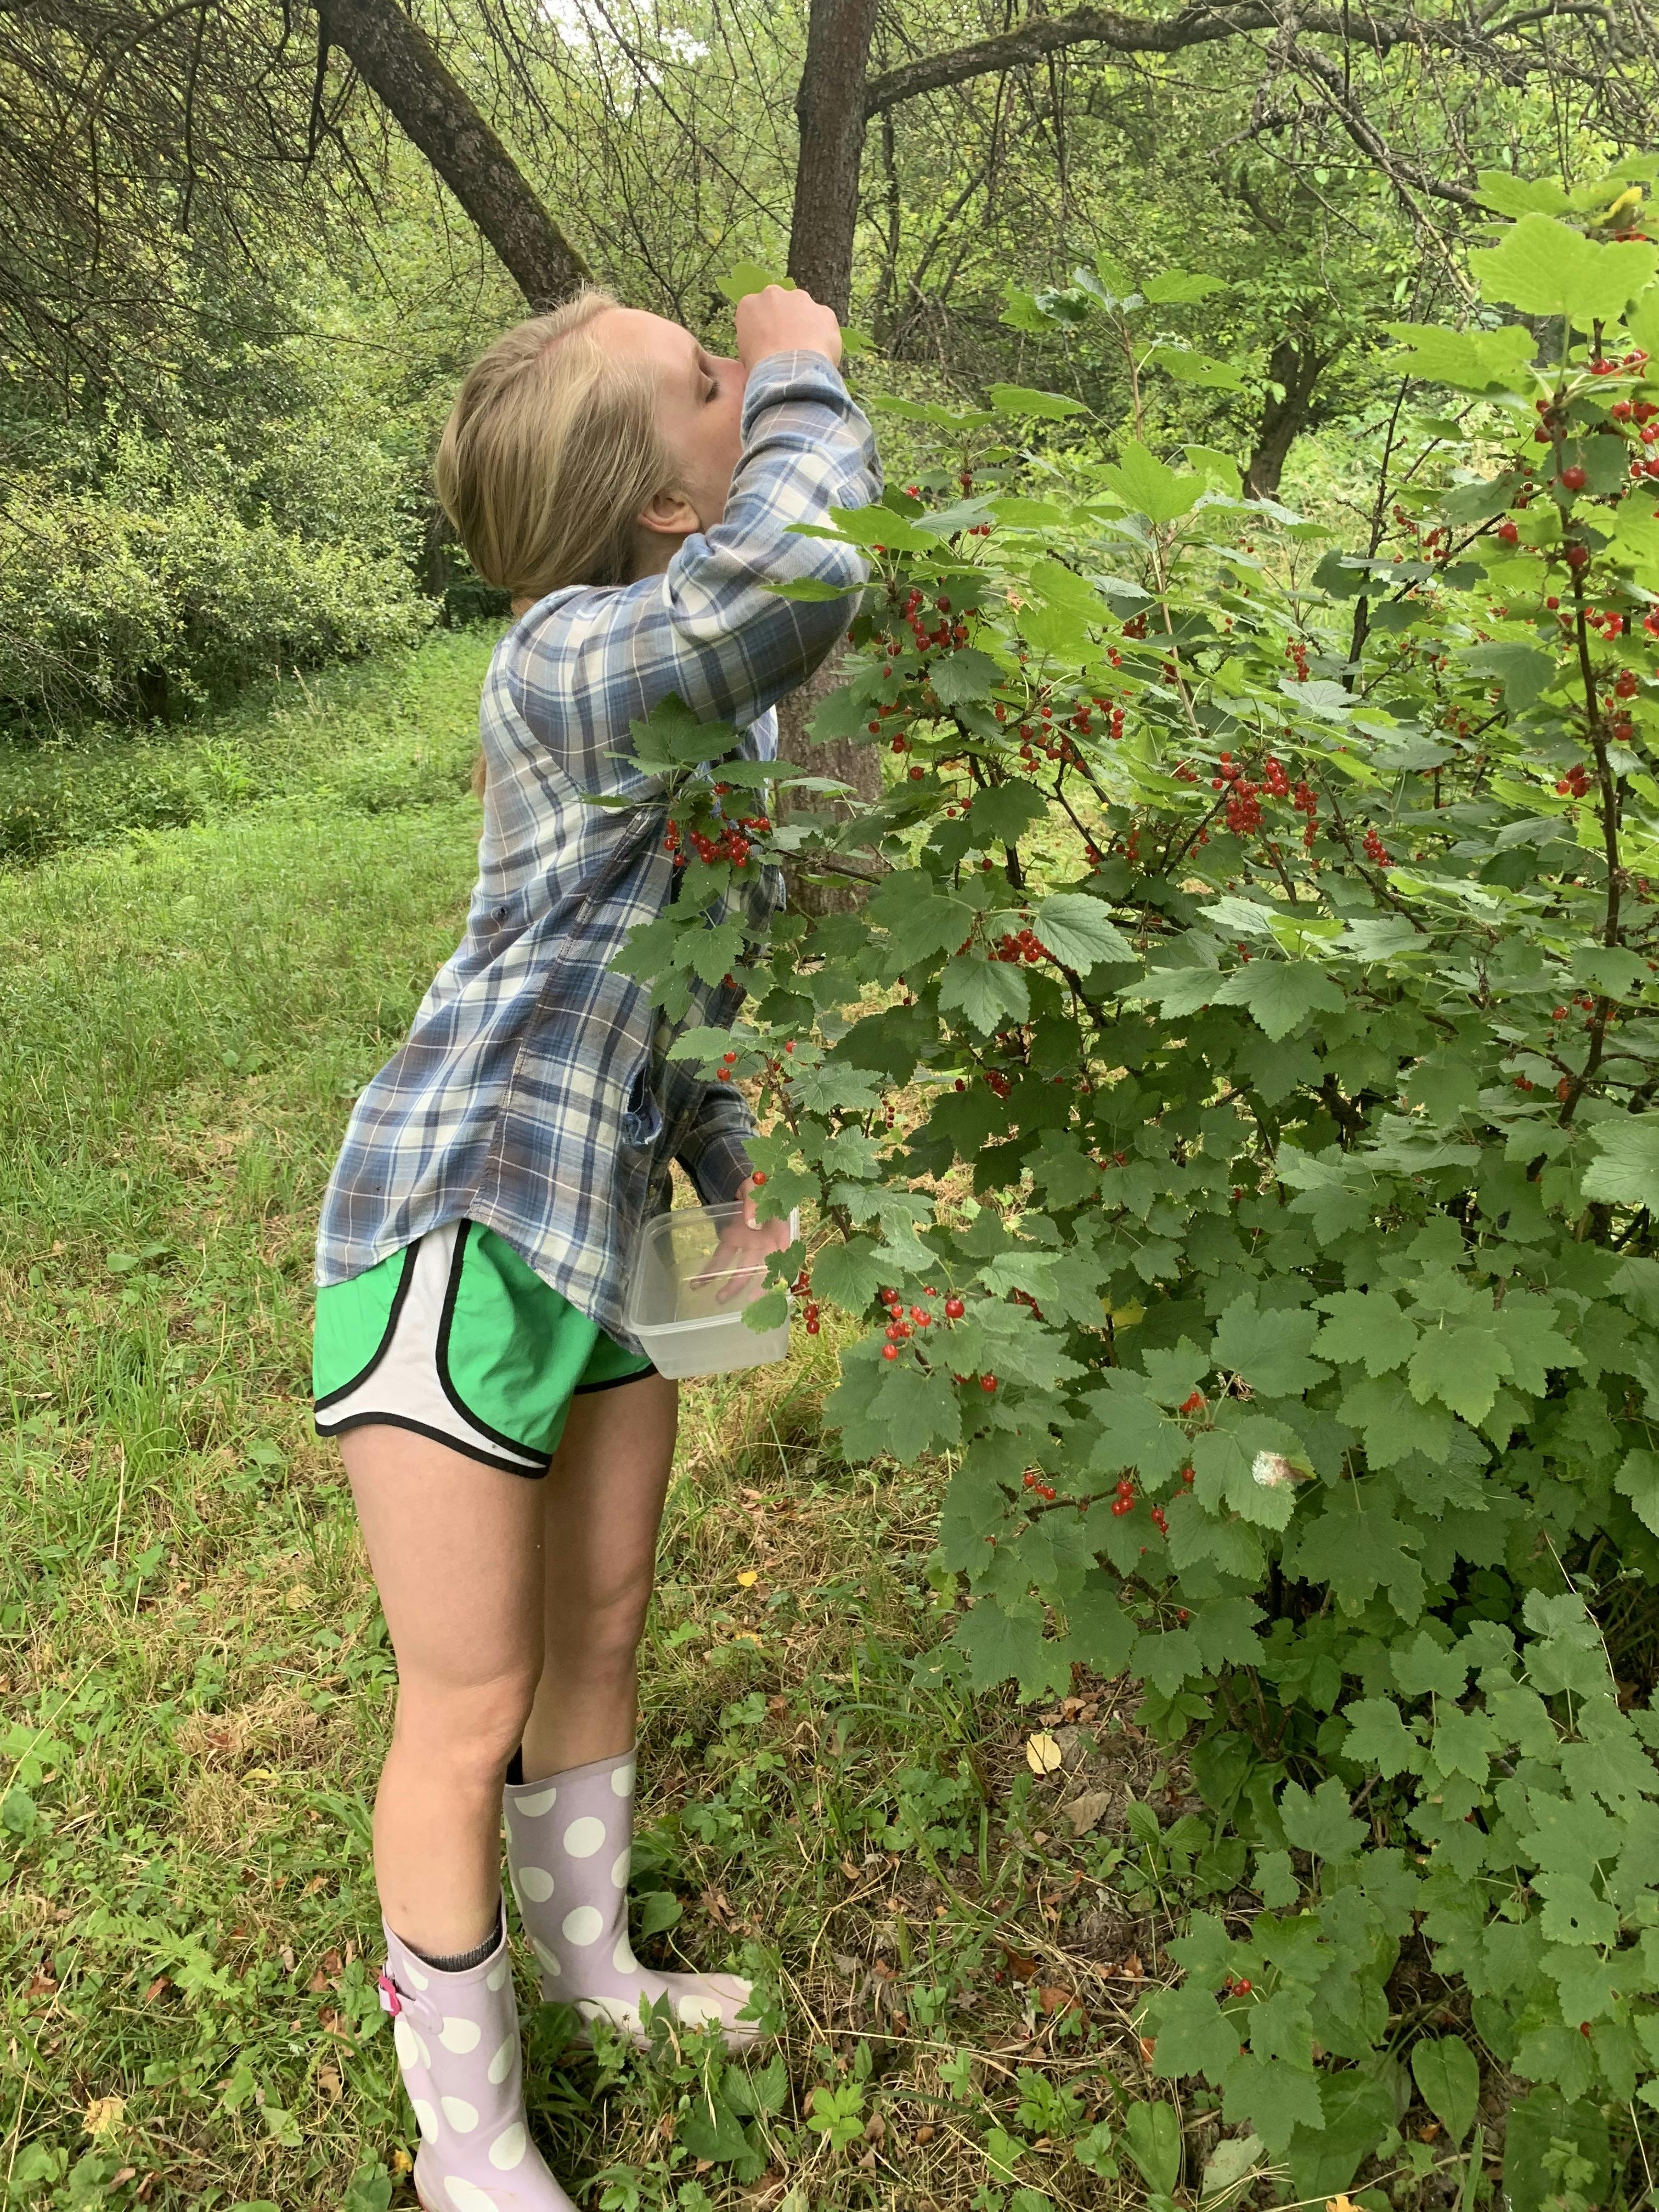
[595,307,746,571]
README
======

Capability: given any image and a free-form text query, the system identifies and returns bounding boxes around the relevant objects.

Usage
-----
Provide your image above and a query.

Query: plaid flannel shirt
[314,348,881,1352]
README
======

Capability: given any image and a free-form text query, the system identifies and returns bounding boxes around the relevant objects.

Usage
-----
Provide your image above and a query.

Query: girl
[311,282,880,2211]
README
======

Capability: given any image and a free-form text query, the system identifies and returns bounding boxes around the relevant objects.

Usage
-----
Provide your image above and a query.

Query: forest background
[4,2,1659,2211]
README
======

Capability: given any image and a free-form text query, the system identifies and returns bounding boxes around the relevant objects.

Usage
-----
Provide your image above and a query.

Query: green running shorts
[313,1217,654,1475]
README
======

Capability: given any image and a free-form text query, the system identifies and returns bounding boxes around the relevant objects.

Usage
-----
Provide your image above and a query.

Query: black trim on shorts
[572,1362,659,1396]
[433,1220,558,1461]
[313,1240,421,1412]
[312,1408,550,1479]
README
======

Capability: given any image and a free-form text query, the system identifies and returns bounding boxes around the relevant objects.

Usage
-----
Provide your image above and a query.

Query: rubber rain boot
[504,1746,761,2048]
[380,1909,578,2212]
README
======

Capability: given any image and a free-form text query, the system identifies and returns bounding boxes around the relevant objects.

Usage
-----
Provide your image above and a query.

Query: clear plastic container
[623,1201,798,1379]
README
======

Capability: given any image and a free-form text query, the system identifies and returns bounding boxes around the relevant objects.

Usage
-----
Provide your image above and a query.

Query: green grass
[0,650,1211,2212]
[0,631,489,868]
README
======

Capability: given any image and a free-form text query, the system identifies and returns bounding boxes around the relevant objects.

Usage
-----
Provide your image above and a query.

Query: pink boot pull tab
[376,1970,402,2017]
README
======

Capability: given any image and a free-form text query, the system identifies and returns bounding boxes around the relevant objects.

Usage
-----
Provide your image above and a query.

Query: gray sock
[404,1901,501,1975]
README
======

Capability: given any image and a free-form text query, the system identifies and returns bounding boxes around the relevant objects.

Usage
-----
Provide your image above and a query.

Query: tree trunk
[775,646,886,916]
[314,0,590,308]
[786,0,881,318]
[1245,336,1330,501]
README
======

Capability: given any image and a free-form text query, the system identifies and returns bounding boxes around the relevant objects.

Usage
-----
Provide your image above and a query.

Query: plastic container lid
[623,1200,798,1380]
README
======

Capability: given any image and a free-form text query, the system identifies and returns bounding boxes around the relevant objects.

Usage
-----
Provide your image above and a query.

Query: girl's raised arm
[503,346,881,799]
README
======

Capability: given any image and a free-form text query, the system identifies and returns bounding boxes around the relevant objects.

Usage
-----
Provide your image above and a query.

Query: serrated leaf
[1211,1297,1330,1398]
[1279,1776,1365,1861]
[716,261,794,304]
[1342,1697,1425,1778]
[1101,439,1203,526]
[1384,321,1539,392]
[1212,960,1346,1042]
[1463,641,1556,712]
[1472,215,1658,327]
[969,781,1049,847]
[1582,1115,1659,1209]
[929,648,1006,706]
[1615,1448,1659,1536]
[810,1237,885,1313]
[989,382,1090,419]
[1143,269,1227,304]
[1030,893,1135,972]
[1409,1321,1511,1423]
[940,953,1031,1034]
[1315,1290,1418,1376]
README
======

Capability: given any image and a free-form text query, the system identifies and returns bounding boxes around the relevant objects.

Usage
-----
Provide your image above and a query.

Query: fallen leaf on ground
[1060,1788,1113,1835]
[83,2096,125,2136]
[1025,1730,1063,1774]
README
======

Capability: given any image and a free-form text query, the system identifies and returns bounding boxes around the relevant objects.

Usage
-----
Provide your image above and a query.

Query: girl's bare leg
[343,1426,548,1957]
[520,1371,679,1778]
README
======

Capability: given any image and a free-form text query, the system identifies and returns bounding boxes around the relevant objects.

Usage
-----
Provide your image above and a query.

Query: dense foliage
[624,168,1659,2199]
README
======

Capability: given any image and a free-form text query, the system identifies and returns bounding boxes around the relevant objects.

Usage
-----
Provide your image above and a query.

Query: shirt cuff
[685,1126,755,1207]
[739,348,854,436]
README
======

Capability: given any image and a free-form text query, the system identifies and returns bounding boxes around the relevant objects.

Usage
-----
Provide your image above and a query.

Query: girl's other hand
[699,1175,794,1305]
[735,285,842,374]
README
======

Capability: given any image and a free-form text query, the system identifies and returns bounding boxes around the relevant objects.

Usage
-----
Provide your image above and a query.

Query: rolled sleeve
[675,1082,759,1206]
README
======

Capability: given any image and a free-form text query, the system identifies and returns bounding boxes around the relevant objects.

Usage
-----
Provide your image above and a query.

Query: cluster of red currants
[663,813,766,870]
[1284,639,1311,681]
[1556,763,1592,799]
[1293,776,1319,850]
[1362,825,1394,869]
[990,927,1056,966]
[1109,1476,1137,1517]
[1022,1470,1059,1502]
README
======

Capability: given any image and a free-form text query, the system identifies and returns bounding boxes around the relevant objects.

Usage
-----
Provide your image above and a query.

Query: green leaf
[1143,269,1227,304]
[1582,1115,1659,1209]
[989,382,1090,419]
[1211,1297,1330,1398]
[969,781,1049,847]
[1147,1983,1242,2079]
[940,953,1031,1034]
[1212,960,1345,1042]
[1343,1697,1425,1778]
[1472,215,1658,327]
[1101,439,1203,526]
[1149,345,1247,391]
[1384,322,1539,392]
[1315,1290,1418,1376]
[679,2092,749,2164]
[929,648,1006,706]
[952,1596,1071,1697]
[1392,1631,1471,1700]
[1476,172,1572,218]
[1278,1777,1365,1862]
[1123,2102,1183,2196]
[716,262,793,303]
[1030,893,1135,973]
[811,1237,885,1313]
[1409,1321,1511,1424]
[1463,641,1556,712]
[1534,1870,1620,1947]
[1615,1448,1659,1536]
[637,1889,682,1937]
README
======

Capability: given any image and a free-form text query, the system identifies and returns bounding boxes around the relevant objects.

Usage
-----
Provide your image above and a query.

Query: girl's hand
[701,1175,795,1306]
[736,285,843,374]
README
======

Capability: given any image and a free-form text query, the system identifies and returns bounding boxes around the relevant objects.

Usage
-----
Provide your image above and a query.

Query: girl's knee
[393,1669,539,1787]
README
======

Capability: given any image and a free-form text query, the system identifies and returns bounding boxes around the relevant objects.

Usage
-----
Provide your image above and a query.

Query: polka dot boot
[504,1746,762,2048]
[380,1909,577,2212]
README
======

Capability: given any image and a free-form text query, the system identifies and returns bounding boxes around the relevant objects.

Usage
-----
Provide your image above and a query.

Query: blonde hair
[435,285,680,603]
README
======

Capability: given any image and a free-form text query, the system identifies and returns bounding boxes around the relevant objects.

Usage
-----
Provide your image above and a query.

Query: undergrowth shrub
[0,455,431,731]
[623,170,1659,2201]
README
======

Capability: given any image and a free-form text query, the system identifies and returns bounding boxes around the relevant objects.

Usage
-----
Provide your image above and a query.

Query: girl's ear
[636,487,702,539]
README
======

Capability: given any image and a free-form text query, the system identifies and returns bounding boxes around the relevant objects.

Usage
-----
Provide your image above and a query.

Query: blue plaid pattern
[314,348,881,1352]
